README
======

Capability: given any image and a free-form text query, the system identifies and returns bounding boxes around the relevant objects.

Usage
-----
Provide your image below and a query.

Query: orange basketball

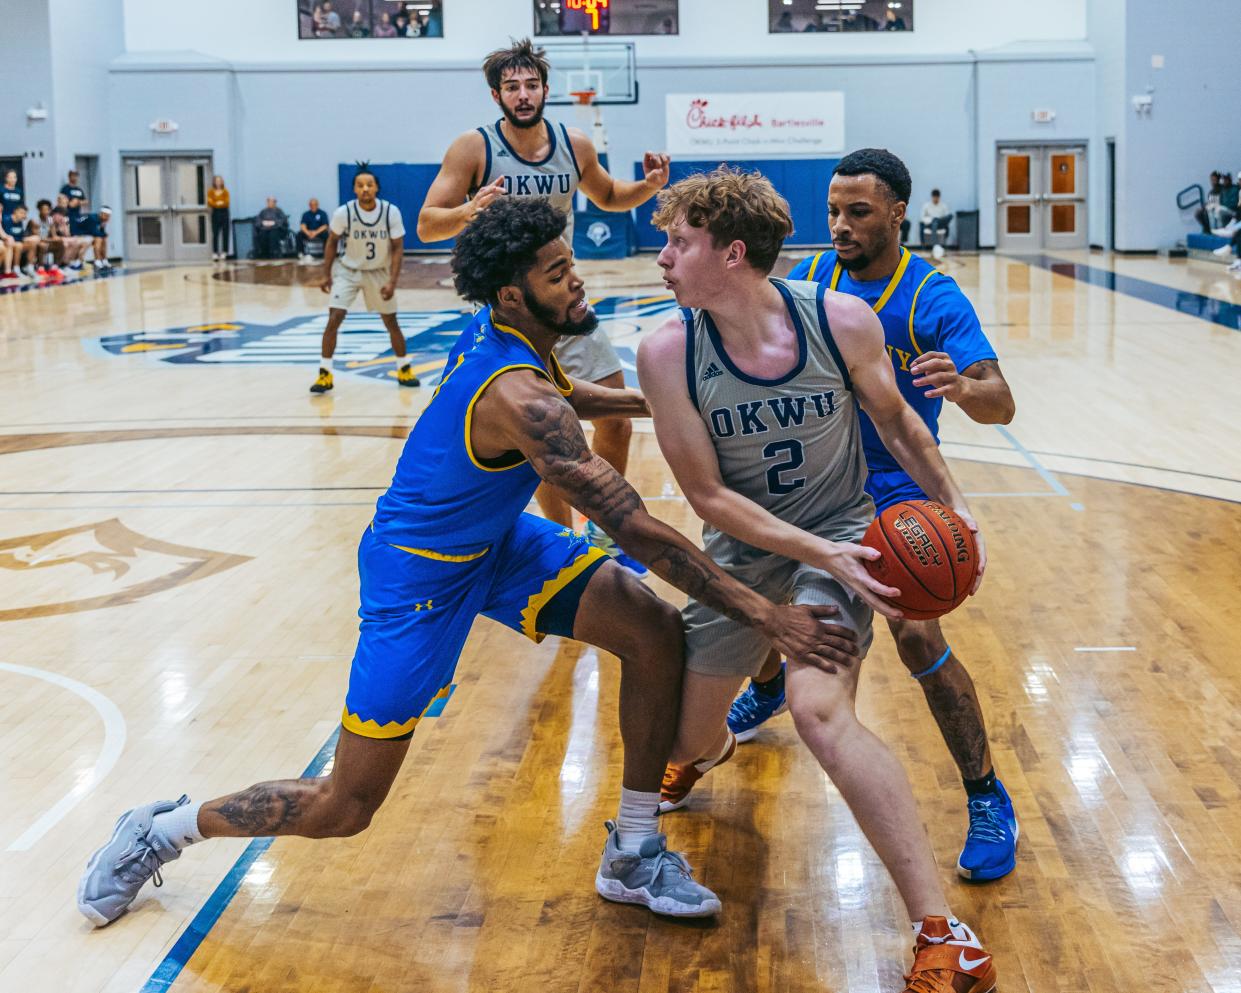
[860,501,979,620]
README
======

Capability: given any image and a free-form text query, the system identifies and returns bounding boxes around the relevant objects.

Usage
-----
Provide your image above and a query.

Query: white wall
[122,0,1086,62]
[975,50,1096,246]
[1087,0,1125,247]
[1119,0,1241,250]
[0,0,57,200]
[48,0,126,209]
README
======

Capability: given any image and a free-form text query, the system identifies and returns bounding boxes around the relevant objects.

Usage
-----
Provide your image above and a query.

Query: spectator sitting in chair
[1196,171,1232,232]
[54,193,94,268]
[920,188,953,260]
[1,204,38,282]
[254,198,290,259]
[297,198,330,263]
[4,205,43,278]
[34,198,82,277]
[78,206,112,272]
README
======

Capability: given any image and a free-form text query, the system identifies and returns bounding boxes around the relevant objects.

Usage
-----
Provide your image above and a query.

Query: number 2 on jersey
[763,440,806,495]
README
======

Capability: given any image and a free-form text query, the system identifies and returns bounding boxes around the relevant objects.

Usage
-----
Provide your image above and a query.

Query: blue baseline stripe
[1020,255,1241,332]
[140,727,342,993]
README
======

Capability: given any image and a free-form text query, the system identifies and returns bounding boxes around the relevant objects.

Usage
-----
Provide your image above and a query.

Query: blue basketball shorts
[342,513,609,740]
[864,466,930,514]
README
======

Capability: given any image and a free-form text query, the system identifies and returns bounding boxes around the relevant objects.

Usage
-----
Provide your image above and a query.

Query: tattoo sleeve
[520,395,766,628]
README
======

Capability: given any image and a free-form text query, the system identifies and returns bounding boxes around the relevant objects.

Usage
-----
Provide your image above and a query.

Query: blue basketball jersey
[371,308,572,552]
[787,248,996,473]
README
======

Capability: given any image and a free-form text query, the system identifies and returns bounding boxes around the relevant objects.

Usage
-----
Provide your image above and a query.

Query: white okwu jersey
[330,199,405,270]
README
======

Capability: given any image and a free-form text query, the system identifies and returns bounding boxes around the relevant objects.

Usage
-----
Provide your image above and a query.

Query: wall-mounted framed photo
[298,1,444,39]
[768,0,912,33]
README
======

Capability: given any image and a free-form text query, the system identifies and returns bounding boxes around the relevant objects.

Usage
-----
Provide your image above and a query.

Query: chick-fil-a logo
[686,99,763,131]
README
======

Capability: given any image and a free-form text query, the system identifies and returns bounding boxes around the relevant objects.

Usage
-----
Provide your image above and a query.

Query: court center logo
[0,519,250,621]
[87,296,679,387]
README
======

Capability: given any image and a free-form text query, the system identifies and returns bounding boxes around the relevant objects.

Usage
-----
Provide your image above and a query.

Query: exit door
[122,155,213,263]
[996,145,1088,252]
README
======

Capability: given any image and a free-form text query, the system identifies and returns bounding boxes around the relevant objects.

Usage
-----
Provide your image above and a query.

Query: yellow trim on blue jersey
[830,247,911,316]
[906,269,940,357]
[519,545,610,642]
[492,321,573,396]
[806,251,827,281]
[341,684,453,739]
[463,363,549,472]
[390,541,491,563]
[432,353,466,399]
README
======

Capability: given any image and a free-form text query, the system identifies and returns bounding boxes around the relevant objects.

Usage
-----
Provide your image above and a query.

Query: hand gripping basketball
[861,501,982,620]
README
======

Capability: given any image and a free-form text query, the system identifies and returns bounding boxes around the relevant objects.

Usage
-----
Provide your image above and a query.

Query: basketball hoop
[569,89,608,154]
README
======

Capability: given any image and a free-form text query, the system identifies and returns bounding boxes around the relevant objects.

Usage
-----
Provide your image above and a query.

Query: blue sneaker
[957,778,1018,881]
[726,664,788,743]
[584,520,648,577]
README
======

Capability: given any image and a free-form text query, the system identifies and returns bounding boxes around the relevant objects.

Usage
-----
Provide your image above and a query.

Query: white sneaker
[1213,244,1233,257]
[1230,259,1241,272]
[932,244,946,262]
[21,265,36,277]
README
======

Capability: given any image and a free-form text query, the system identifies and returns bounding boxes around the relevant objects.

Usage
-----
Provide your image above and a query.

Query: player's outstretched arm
[416,132,497,243]
[638,317,904,619]
[481,371,860,671]
[565,376,650,420]
[910,353,1015,424]
[572,130,670,212]
[830,293,987,592]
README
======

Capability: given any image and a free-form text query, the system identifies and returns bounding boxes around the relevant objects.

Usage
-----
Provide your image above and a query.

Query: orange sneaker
[903,917,996,993]
[659,733,737,813]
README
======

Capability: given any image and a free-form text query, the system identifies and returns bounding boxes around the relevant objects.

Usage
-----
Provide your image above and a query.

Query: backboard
[543,40,637,105]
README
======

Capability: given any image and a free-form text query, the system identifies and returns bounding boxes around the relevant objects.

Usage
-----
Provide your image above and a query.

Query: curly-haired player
[77,196,861,929]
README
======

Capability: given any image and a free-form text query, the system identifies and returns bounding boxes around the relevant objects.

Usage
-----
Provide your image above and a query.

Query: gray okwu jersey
[685,278,875,566]
[476,118,582,241]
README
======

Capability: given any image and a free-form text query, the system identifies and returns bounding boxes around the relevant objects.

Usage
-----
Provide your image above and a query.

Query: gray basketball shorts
[683,557,874,677]
[553,329,623,383]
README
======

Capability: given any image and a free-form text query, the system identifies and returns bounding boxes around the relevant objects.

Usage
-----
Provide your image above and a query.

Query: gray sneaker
[594,819,721,917]
[77,796,188,926]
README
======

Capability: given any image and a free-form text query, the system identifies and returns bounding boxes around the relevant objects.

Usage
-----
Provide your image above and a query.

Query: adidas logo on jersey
[496,149,511,157]
[702,362,724,382]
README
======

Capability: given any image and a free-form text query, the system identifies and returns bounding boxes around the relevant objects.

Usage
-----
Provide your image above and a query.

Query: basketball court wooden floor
[0,250,1239,993]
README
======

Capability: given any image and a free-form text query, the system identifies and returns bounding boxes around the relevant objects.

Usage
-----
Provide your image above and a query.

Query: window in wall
[534,0,678,36]
[768,0,912,33]
[298,1,444,39]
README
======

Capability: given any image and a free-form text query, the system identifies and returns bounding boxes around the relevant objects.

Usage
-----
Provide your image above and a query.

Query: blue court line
[994,425,1078,510]
[139,727,341,993]
[1020,254,1241,331]
[140,683,457,993]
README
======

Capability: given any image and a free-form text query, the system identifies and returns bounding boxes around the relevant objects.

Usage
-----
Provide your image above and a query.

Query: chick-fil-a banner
[664,92,845,156]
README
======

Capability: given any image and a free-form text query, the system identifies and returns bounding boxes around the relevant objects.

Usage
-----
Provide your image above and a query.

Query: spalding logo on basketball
[861,501,979,620]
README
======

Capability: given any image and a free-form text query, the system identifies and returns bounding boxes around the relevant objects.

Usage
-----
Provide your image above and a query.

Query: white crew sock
[397,356,410,370]
[615,787,661,852]
[319,356,332,372]
[151,799,205,851]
